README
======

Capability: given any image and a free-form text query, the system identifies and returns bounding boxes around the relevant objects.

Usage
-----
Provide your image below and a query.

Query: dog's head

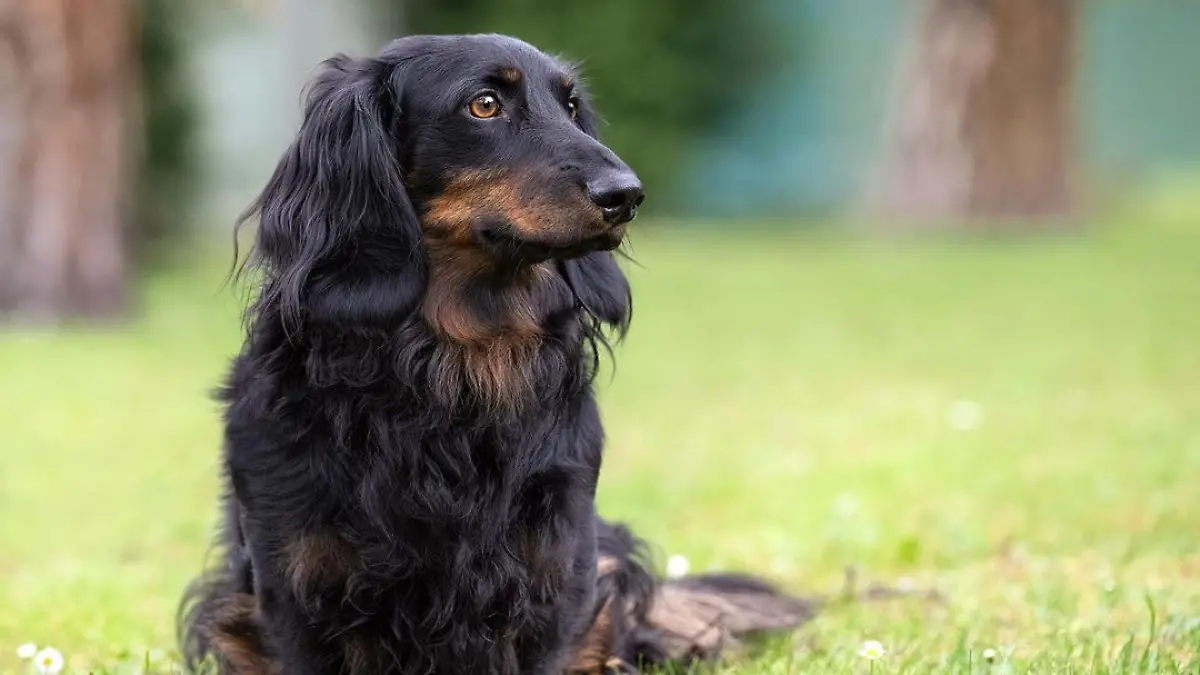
[247,34,641,330]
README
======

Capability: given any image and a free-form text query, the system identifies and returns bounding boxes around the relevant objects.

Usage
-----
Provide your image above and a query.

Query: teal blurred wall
[681,0,911,217]
[1084,2,1200,178]
[680,0,1200,217]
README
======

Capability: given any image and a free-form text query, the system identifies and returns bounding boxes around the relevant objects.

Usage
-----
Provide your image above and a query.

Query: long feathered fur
[179,34,813,675]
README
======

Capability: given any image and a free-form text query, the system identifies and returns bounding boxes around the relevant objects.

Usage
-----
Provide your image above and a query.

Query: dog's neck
[419,246,582,414]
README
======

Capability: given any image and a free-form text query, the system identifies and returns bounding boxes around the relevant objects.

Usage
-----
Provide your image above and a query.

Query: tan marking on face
[421,168,598,243]
[499,67,523,84]
[420,170,502,244]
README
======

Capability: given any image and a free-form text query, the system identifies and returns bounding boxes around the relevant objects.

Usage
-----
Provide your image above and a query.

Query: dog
[179,34,813,675]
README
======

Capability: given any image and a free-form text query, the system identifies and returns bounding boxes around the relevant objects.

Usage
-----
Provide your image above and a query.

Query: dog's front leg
[238,514,353,675]
[251,560,345,675]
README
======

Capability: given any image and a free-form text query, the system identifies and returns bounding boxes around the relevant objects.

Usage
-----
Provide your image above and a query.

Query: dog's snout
[586,171,644,225]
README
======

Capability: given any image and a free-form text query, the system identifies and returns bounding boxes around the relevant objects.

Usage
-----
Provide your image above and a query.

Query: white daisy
[666,554,690,579]
[34,647,64,674]
[858,640,886,660]
[17,643,38,660]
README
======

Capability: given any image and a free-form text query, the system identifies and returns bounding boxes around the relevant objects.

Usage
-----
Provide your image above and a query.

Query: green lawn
[2,221,1198,673]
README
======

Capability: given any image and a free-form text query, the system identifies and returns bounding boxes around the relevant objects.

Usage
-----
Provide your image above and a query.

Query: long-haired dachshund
[179,34,812,675]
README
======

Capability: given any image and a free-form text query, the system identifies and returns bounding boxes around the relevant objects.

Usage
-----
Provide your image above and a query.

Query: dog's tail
[575,520,817,673]
[629,572,817,666]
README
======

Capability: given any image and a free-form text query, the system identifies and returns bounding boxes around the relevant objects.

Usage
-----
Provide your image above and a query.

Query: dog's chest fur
[223,329,603,674]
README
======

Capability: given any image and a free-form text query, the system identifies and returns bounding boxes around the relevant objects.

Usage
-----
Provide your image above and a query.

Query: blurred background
[2,0,1199,311]
[2,0,1199,672]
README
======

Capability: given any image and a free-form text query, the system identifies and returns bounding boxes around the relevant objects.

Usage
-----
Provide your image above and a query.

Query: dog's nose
[587,172,645,224]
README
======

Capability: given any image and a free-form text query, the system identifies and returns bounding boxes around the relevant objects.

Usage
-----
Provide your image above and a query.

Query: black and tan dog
[179,34,812,675]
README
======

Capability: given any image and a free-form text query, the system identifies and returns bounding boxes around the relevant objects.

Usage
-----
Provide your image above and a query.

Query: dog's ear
[565,251,631,336]
[245,54,425,330]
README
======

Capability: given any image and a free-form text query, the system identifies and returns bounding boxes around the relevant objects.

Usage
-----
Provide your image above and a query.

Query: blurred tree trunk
[872,0,1077,222]
[0,0,135,322]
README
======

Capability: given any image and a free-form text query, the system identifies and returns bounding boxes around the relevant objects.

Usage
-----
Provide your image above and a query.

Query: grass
[2,220,1198,673]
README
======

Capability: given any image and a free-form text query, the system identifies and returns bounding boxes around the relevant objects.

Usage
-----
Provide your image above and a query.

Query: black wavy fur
[179,34,811,675]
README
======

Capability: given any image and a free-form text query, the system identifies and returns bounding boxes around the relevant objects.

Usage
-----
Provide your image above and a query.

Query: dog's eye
[567,97,580,121]
[468,93,502,119]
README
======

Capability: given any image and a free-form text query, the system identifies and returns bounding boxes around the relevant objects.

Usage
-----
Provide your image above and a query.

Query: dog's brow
[498,67,523,84]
